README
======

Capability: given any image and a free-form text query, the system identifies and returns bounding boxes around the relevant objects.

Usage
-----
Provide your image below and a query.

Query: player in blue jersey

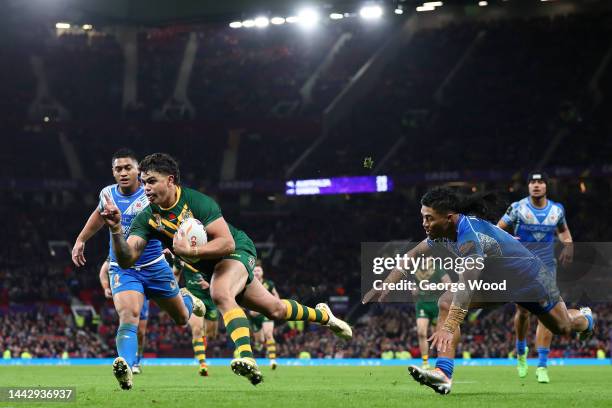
[71,149,204,390]
[364,187,592,395]
[498,172,574,383]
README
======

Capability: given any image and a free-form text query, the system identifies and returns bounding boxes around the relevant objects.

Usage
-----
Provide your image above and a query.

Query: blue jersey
[500,197,566,269]
[428,214,545,287]
[428,214,559,313]
[98,184,164,267]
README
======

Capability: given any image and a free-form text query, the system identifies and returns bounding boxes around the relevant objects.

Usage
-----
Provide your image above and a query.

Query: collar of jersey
[160,186,182,211]
[526,196,550,212]
[115,184,142,198]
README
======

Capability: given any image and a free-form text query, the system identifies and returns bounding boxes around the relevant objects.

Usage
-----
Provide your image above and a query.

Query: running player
[498,172,573,383]
[172,256,219,376]
[412,259,451,369]
[364,187,592,395]
[101,152,352,386]
[250,260,280,369]
[73,149,204,390]
[99,259,149,374]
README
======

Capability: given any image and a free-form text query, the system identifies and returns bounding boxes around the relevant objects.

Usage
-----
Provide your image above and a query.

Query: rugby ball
[178,218,207,263]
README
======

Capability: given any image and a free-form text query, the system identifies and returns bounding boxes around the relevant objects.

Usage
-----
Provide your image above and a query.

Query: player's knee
[118,308,140,324]
[554,321,572,336]
[190,323,203,338]
[210,289,231,308]
[417,327,427,338]
[174,314,188,326]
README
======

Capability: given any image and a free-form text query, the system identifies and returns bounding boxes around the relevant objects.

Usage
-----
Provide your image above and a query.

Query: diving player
[72,149,204,390]
[250,260,280,369]
[363,187,592,395]
[498,172,573,383]
[101,152,352,386]
[99,259,149,374]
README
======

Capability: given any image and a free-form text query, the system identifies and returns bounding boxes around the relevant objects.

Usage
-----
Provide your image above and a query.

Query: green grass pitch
[2,365,612,408]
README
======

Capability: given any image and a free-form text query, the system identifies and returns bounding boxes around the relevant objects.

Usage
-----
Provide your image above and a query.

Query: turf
[1,365,611,408]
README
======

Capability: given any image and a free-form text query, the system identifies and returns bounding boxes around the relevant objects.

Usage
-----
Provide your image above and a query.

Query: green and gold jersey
[262,279,275,294]
[130,186,256,278]
[413,259,447,302]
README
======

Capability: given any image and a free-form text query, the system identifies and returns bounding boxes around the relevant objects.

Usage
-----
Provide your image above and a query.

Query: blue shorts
[140,299,150,320]
[109,258,179,300]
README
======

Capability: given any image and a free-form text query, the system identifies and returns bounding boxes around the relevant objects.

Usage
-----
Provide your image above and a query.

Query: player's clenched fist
[100,194,122,229]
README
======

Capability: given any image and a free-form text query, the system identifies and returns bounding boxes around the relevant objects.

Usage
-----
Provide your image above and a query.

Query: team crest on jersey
[153,214,164,231]
[178,206,194,223]
[248,256,256,269]
[113,274,121,289]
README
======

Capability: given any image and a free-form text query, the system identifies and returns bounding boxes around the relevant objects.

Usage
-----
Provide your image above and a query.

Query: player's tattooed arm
[450,245,484,310]
[112,235,147,269]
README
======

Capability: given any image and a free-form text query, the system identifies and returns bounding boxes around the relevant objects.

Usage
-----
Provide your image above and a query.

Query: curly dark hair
[421,187,502,222]
[139,153,180,184]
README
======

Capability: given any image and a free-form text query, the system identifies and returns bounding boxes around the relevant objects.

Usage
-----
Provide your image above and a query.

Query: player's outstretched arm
[173,217,235,260]
[362,239,431,303]
[429,252,484,353]
[72,209,106,266]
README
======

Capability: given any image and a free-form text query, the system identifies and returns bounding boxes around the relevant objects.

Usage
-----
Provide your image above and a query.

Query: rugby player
[364,187,592,395]
[100,153,352,386]
[73,149,204,390]
[498,172,573,383]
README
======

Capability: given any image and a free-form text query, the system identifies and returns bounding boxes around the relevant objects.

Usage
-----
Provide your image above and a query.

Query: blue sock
[537,347,549,368]
[182,294,194,318]
[134,353,142,365]
[516,340,527,356]
[116,323,138,367]
[435,357,454,379]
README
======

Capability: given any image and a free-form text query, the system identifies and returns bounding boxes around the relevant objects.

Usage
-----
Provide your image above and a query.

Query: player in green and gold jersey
[172,256,219,377]
[249,260,279,370]
[412,258,451,369]
[100,153,352,386]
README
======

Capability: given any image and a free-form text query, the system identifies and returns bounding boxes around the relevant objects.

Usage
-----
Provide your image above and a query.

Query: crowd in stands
[0,308,111,359]
[2,302,609,359]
